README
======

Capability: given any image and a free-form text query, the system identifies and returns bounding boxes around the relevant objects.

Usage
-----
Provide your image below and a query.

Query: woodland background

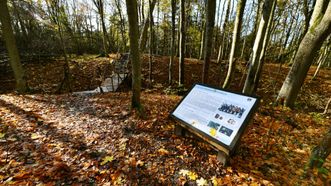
[0,0,331,185]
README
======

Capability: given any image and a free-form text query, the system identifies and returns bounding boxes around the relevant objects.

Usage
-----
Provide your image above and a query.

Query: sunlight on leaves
[188,171,198,181]
[119,138,128,151]
[100,156,114,165]
[179,169,198,181]
[179,169,189,176]
[196,177,208,186]
[250,182,260,186]
[31,133,41,140]
[0,133,5,139]
[114,174,125,185]
[158,148,169,155]
[136,160,144,167]
[210,176,218,185]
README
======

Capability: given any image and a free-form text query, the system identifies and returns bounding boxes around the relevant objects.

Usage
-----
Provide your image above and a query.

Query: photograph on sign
[171,84,258,148]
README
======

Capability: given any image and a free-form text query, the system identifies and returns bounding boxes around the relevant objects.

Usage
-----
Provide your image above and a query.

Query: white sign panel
[171,84,258,149]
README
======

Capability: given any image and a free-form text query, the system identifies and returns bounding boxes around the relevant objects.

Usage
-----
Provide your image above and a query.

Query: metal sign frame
[170,83,259,154]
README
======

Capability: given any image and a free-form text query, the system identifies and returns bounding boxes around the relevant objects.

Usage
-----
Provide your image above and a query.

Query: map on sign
[171,84,258,149]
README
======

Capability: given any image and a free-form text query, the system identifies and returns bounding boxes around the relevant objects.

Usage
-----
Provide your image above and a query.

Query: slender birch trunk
[242,0,276,95]
[222,0,247,88]
[179,0,186,85]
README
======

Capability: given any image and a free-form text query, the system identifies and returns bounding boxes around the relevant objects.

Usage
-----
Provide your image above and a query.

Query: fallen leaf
[294,148,307,154]
[158,148,169,155]
[0,133,5,138]
[136,160,144,167]
[100,156,114,165]
[187,171,198,181]
[179,169,189,176]
[196,177,208,186]
[31,133,41,140]
[210,176,218,186]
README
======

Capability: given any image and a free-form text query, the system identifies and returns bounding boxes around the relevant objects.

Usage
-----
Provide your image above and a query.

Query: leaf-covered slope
[0,91,330,185]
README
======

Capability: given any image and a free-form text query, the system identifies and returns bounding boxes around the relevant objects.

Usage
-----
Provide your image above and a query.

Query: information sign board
[171,84,259,153]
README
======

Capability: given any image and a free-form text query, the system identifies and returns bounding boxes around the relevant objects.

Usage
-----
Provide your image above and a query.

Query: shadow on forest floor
[0,55,330,185]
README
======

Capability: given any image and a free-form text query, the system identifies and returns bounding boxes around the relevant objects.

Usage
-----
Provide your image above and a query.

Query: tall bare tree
[46,0,72,93]
[0,0,28,93]
[179,0,185,85]
[217,0,231,63]
[148,0,154,86]
[252,0,277,92]
[312,37,331,80]
[168,0,176,85]
[242,0,276,95]
[202,0,216,83]
[114,0,127,52]
[198,1,206,60]
[222,0,247,88]
[139,0,157,52]
[125,0,144,113]
[277,0,331,107]
[93,0,111,55]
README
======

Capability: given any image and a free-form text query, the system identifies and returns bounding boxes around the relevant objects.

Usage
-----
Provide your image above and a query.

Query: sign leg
[175,125,185,136]
[217,151,228,165]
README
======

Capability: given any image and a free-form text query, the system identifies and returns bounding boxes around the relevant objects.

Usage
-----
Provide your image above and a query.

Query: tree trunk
[11,1,29,44]
[240,37,246,59]
[179,0,185,85]
[56,24,72,93]
[323,97,331,114]
[0,0,28,93]
[155,0,160,55]
[252,0,276,92]
[161,13,168,56]
[184,0,191,58]
[303,0,311,34]
[242,0,275,95]
[277,1,331,107]
[309,0,328,27]
[199,1,206,60]
[148,0,154,87]
[93,0,112,55]
[217,0,231,63]
[248,0,264,52]
[289,0,319,65]
[115,0,127,52]
[308,127,331,169]
[199,23,205,60]
[202,0,216,84]
[45,0,72,93]
[222,0,247,88]
[125,0,143,113]
[312,39,331,80]
[212,0,222,57]
[277,5,297,64]
[139,0,157,52]
[169,0,176,85]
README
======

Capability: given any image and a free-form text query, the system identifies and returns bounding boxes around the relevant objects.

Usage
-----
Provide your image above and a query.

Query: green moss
[309,15,323,33]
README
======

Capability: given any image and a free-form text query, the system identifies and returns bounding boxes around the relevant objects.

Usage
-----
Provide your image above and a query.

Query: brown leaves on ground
[0,55,330,185]
[1,92,330,185]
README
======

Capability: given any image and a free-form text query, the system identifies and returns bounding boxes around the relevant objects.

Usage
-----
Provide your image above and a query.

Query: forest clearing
[0,55,330,185]
[1,0,331,185]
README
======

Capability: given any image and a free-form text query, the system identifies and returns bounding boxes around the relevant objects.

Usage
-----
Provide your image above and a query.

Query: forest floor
[0,54,330,185]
